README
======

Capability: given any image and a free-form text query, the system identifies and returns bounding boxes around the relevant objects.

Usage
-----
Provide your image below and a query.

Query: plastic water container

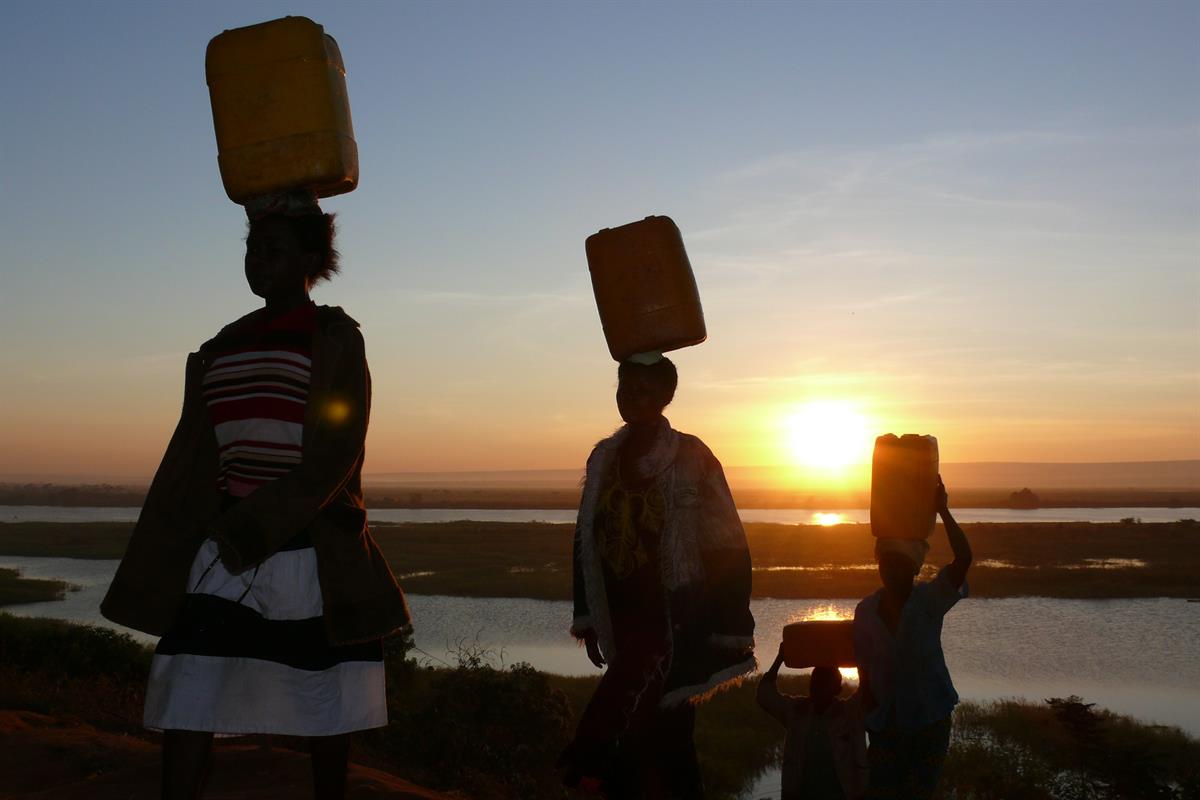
[206,16,358,204]
[782,620,856,668]
[586,216,707,362]
[871,434,939,539]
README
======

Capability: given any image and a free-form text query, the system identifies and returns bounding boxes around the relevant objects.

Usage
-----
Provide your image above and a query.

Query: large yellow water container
[586,216,707,362]
[871,434,940,539]
[206,16,358,204]
[782,620,856,668]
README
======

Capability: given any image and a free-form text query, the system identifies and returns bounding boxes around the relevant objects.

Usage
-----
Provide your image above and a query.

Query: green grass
[2,519,1199,600]
[0,567,73,607]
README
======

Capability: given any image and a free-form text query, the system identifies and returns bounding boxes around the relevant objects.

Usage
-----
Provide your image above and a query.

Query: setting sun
[785,402,872,471]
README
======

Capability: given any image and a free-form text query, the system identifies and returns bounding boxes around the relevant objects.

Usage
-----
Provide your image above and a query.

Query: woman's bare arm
[938,477,972,588]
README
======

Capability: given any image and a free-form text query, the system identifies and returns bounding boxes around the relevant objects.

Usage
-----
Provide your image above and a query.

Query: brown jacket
[101,305,410,645]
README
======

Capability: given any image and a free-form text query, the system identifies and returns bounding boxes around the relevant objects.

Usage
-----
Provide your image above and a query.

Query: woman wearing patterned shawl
[560,356,756,799]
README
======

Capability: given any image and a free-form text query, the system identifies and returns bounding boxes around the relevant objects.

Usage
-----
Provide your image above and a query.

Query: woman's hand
[936,476,950,516]
[583,630,606,668]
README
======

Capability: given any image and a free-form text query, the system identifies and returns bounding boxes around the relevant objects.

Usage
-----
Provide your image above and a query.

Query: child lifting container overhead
[758,621,868,799]
[560,215,756,798]
[100,17,409,800]
[852,435,972,799]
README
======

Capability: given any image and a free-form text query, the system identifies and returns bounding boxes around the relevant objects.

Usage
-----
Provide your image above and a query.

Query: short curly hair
[249,212,340,284]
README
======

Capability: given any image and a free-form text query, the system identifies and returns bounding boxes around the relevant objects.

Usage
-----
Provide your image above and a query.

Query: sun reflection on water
[811,512,846,526]
[791,604,851,623]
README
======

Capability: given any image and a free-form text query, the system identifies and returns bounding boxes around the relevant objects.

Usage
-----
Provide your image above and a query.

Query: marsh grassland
[0,567,73,606]
[1,520,1197,602]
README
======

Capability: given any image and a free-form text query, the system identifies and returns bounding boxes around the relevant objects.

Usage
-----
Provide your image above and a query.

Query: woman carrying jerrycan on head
[853,435,972,800]
[102,17,409,800]
[559,217,757,799]
[102,194,410,800]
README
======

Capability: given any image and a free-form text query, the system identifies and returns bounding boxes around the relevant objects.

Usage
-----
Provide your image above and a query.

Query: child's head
[809,666,843,701]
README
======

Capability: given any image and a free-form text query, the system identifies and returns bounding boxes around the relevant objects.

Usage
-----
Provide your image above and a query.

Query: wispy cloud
[691,123,1200,259]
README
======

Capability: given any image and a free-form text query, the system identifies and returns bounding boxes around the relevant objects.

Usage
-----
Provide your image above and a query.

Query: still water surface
[2,555,1197,739]
[4,505,1198,524]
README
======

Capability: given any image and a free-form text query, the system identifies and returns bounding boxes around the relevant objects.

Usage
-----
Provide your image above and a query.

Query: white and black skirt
[143,535,387,736]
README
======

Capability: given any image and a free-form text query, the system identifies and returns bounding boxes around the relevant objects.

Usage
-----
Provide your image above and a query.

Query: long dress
[563,463,704,797]
[142,301,387,736]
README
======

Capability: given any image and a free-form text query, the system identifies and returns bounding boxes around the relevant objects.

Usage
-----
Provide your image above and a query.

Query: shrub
[369,641,573,800]
[939,698,1200,800]
[0,613,151,725]
[0,613,151,682]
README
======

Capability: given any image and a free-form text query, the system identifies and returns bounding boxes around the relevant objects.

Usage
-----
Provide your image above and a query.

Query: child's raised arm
[938,476,972,588]
[756,644,791,726]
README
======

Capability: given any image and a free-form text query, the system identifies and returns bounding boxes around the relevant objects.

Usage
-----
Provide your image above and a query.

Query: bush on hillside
[0,613,151,681]
[370,641,572,800]
[0,613,151,724]
[941,697,1200,800]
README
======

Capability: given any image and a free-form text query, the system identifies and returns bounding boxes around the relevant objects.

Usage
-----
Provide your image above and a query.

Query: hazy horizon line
[3,458,1198,486]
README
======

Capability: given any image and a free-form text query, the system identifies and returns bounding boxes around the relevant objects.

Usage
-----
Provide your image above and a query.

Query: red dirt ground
[0,710,453,799]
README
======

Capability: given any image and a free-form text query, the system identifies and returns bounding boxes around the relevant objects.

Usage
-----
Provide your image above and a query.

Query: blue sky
[1,1,1197,478]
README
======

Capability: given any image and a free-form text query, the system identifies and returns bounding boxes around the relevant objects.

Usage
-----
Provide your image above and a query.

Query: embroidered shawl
[571,418,756,706]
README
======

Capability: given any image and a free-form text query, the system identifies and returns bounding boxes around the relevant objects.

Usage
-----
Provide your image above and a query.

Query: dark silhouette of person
[560,356,756,799]
[758,644,868,799]
[852,478,971,800]
[101,203,410,800]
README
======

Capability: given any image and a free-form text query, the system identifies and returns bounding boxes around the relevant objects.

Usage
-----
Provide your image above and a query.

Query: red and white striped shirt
[203,302,317,498]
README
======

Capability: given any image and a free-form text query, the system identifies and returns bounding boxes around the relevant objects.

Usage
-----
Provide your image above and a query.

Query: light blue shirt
[853,567,967,733]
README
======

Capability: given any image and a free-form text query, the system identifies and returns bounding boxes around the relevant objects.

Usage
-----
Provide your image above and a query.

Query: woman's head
[244,212,339,299]
[874,538,927,595]
[616,357,678,425]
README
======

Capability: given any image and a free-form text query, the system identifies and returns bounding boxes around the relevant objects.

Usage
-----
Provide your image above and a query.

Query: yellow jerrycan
[586,216,707,362]
[206,16,357,204]
[870,434,940,540]
[782,620,856,669]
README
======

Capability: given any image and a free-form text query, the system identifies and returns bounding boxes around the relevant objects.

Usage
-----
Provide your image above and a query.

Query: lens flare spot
[324,399,352,425]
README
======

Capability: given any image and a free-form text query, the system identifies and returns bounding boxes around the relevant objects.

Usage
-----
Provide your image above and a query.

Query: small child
[853,477,971,799]
[757,643,868,800]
